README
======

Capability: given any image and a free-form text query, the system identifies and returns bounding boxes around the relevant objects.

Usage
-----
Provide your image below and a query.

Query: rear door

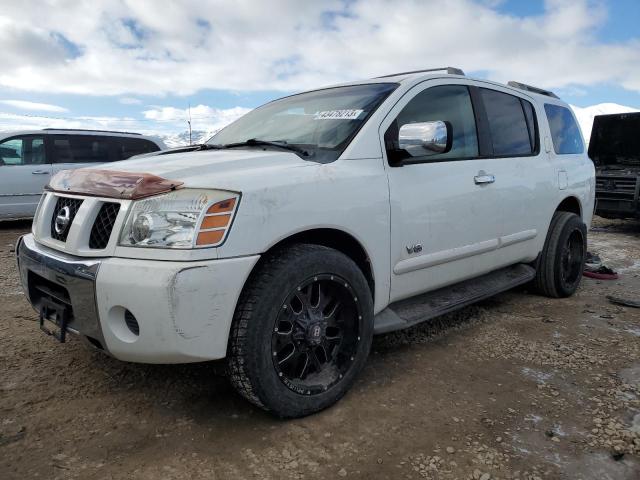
[0,134,50,219]
[474,86,552,264]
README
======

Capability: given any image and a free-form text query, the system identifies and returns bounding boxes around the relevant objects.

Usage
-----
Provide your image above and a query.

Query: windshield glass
[207,83,398,162]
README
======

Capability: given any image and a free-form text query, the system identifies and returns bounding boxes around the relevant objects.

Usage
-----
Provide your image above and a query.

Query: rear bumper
[17,234,260,363]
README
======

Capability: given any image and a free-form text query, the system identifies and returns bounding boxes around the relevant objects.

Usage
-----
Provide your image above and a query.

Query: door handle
[474,174,495,184]
[31,170,49,175]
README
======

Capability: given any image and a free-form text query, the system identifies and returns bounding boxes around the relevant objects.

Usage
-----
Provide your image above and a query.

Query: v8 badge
[406,244,423,255]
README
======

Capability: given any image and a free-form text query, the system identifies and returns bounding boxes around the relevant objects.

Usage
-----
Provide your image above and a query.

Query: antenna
[187,103,192,145]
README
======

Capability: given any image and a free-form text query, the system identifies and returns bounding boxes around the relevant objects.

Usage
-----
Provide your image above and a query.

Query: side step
[373,264,535,334]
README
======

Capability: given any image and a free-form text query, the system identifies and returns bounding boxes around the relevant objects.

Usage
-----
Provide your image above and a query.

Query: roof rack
[376,67,465,79]
[507,81,559,99]
[42,128,142,135]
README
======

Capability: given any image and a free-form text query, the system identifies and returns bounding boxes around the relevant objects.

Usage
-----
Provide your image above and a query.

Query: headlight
[119,189,240,249]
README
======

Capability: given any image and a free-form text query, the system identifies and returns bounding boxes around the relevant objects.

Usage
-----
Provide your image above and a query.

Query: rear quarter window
[544,104,584,154]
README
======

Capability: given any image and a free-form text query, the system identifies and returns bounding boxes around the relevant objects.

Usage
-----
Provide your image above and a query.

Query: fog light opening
[124,309,140,336]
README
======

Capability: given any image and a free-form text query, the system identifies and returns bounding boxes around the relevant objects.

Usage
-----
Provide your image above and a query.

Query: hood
[97,148,314,192]
[589,112,640,167]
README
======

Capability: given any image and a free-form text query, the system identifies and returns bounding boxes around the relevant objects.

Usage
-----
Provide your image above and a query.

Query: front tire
[534,211,587,298]
[227,244,374,418]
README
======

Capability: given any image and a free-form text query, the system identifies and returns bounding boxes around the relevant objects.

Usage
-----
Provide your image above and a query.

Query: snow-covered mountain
[570,103,639,143]
[159,129,219,148]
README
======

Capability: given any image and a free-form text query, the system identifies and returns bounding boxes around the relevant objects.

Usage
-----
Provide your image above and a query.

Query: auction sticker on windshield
[314,109,363,120]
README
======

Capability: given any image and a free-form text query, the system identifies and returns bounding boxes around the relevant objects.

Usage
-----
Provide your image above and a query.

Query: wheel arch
[263,228,375,298]
[556,196,582,218]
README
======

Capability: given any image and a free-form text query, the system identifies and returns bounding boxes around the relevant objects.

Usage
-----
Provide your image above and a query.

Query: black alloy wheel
[271,274,362,396]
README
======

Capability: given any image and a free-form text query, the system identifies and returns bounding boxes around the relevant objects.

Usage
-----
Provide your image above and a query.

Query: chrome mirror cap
[398,121,451,157]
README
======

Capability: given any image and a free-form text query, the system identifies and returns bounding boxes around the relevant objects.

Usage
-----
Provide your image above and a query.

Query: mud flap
[39,298,69,343]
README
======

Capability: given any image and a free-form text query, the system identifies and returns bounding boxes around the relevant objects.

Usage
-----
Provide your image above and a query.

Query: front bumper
[17,234,260,363]
[594,173,640,219]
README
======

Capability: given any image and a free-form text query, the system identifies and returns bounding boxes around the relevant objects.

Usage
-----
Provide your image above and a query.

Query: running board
[374,264,535,334]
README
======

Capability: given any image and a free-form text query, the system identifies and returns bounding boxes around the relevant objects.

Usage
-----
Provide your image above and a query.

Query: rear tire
[227,244,374,418]
[534,211,587,298]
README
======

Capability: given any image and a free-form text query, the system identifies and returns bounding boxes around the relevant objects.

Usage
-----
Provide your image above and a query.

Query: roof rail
[507,81,559,99]
[376,67,465,79]
[42,128,142,135]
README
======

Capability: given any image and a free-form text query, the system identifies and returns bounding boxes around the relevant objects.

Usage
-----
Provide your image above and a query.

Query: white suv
[16,68,594,417]
[0,129,166,220]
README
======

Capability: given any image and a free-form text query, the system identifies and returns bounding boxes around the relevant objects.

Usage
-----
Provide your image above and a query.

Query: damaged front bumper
[16,234,106,350]
[16,234,260,363]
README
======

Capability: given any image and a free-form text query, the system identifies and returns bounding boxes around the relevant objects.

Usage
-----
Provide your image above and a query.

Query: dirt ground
[1,218,639,480]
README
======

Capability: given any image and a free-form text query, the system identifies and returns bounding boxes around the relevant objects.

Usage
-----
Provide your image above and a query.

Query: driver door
[382,81,503,302]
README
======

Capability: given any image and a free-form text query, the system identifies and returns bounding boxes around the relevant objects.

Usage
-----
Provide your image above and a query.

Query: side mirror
[398,121,452,157]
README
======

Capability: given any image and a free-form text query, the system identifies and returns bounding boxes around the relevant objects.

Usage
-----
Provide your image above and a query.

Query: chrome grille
[50,197,83,242]
[89,202,121,249]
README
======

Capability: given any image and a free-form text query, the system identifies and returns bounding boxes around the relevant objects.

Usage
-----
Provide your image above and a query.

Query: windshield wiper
[218,139,309,156]
[193,143,224,151]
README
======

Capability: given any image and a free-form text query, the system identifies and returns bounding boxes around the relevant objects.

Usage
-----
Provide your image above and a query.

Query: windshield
[207,83,398,162]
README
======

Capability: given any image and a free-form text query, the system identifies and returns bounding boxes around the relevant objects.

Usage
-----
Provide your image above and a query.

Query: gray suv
[0,129,166,220]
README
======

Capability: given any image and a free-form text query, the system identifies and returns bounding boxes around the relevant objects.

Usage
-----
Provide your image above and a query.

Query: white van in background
[0,129,166,220]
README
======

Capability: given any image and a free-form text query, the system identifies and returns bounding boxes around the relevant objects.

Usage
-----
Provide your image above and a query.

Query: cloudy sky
[0,0,638,138]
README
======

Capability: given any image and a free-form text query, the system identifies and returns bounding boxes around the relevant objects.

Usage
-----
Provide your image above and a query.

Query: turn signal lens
[207,198,236,214]
[196,230,225,246]
[195,198,239,247]
[200,214,231,229]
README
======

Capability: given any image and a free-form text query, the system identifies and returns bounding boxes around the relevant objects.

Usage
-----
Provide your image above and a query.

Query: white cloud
[0,111,144,133]
[0,0,637,97]
[119,97,142,105]
[0,99,68,112]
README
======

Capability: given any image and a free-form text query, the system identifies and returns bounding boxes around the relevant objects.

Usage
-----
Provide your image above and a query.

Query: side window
[0,136,46,166]
[52,135,111,163]
[390,85,479,160]
[114,137,160,161]
[544,104,584,154]
[480,88,534,156]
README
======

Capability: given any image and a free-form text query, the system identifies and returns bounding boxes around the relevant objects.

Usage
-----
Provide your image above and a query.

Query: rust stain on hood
[46,169,184,200]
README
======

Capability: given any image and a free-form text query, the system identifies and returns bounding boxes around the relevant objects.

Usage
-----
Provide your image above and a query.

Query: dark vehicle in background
[589,112,640,219]
[0,129,166,220]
